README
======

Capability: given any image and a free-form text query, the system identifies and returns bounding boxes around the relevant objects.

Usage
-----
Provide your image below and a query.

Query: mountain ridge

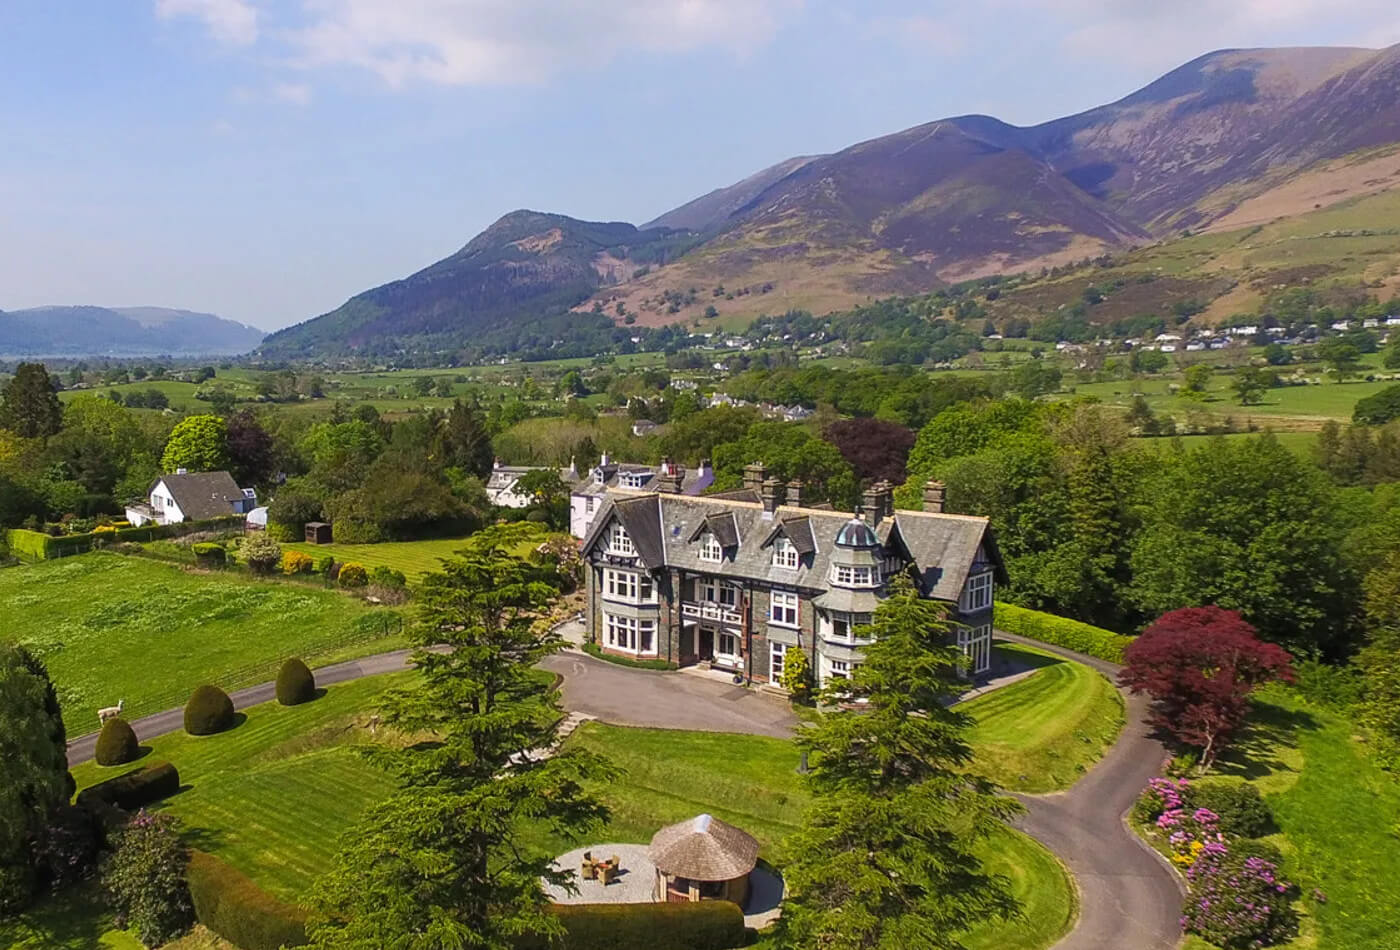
[260,42,1400,357]
[0,305,265,357]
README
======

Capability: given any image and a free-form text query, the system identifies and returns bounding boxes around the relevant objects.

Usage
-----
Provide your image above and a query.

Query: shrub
[1290,659,1364,711]
[331,518,382,544]
[77,762,181,812]
[281,550,314,575]
[1230,837,1285,867]
[183,685,235,736]
[186,850,308,950]
[368,565,406,589]
[238,535,282,575]
[94,718,140,767]
[1186,781,1273,838]
[994,602,1135,664]
[275,658,316,706]
[265,521,299,543]
[191,542,225,568]
[100,811,194,947]
[1132,776,1189,825]
[513,900,745,950]
[315,555,335,575]
[781,647,814,704]
[1182,850,1298,948]
[337,563,368,588]
[37,804,100,891]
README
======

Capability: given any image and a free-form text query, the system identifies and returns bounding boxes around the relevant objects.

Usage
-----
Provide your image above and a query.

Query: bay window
[831,564,877,588]
[602,568,655,604]
[960,572,993,613]
[603,613,657,656]
[957,623,992,674]
[821,610,872,644]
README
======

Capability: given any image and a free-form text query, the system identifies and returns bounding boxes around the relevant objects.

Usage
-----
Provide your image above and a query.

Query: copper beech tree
[1119,607,1294,770]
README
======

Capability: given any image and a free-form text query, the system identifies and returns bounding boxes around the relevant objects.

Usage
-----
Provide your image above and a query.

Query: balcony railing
[682,601,743,626]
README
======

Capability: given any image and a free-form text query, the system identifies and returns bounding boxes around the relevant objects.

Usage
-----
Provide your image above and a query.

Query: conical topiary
[275,658,316,706]
[94,717,140,766]
[184,685,235,736]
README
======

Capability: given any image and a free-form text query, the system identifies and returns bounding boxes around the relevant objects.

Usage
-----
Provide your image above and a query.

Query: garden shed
[304,522,332,544]
[648,813,758,905]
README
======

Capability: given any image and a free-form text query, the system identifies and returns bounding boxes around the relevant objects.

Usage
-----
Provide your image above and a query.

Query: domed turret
[834,515,879,549]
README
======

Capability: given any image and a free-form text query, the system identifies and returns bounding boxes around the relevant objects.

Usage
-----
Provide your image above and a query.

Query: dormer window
[620,471,649,489]
[699,531,723,562]
[772,537,799,570]
[830,564,878,588]
[608,522,635,556]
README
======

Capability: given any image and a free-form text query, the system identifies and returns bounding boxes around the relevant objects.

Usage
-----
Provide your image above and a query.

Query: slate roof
[574,461,713,496]
[153,471,246,521]
[581,490,1003,602]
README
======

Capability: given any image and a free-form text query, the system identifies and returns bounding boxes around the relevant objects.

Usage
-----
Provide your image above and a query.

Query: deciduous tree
[1120,607,1294,769]
[822,417,916,485]
[160,414,229,473]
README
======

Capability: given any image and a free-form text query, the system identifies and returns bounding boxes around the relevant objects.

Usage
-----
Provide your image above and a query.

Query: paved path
[66,634,1182,950]
[997,632,1183,950]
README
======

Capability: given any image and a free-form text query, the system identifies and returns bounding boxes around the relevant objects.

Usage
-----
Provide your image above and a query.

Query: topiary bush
[337,563,368,588]
[281,550,313,575]
[95,717,140,766]
[183,685,235,736]
[238,535,282,575]
[1186,780,1274,838]
[275,658,316,706]
[186,850,308,950]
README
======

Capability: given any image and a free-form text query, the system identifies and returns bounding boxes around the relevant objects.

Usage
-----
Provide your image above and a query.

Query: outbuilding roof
[648,814,759,882]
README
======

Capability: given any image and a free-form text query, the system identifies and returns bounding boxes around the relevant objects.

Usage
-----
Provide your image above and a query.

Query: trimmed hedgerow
[94,717,140,766]
[513,901,745,950]
[994,602,1135,664]
[186,850,309,950]
[183,685,235,736]
[76,761,180,812]
[275,658,316,706]
[337,563,368,588]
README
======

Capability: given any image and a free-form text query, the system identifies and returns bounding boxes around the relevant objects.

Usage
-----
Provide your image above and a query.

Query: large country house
[579,465,1005,689]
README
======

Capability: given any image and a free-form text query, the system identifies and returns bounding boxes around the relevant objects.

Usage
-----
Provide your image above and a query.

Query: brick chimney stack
[787,479,803,508]
[863,480,893,525]
[656,457,684,493]
[923,480,946,513]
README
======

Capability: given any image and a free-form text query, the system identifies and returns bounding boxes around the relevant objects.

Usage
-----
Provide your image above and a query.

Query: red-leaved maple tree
[1119,607,1294,769]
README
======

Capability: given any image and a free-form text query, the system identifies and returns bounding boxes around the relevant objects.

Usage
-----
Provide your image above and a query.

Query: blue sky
[2,1,1398,331]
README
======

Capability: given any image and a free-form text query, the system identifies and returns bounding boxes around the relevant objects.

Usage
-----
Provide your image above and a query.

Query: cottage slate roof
[582,489,1002,603]
[152,471,246,521]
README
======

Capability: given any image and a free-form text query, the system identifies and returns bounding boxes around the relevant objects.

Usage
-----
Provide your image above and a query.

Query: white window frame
[608,522,635,557]
[603,613,657,657]
[821,610,872,645]
[620,472,648,489]
[701,578,739,608]
[960,571,993,613]
[957,623,993,674]
[770,591,799,628]
[716,630,740,661]
[770,642,787,683]
[699,531,723,562]
[602,568,655,605]
[772,537,799,569]
[831,564,877,588]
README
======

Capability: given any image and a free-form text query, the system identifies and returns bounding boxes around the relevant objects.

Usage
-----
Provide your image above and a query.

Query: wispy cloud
[287,0,802,87]
[271,81,313,104]
[868,14,967,57]
[155,0,259,46]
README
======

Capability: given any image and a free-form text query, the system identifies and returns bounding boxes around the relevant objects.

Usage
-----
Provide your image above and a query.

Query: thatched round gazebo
[648,813,759,905]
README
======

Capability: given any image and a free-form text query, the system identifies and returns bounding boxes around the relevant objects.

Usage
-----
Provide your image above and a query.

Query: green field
[280,535,479,579]
[962,643,1126,793]
[1070,374,1398,425]
[0,554,403,735]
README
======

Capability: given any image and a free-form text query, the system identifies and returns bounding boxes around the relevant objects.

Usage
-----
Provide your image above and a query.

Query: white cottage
[126,471,256,526]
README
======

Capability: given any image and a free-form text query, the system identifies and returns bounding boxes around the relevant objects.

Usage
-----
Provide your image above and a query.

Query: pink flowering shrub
[1182,850,1299,948]
[1159,806,1226,867]
[1133,776,1190,824]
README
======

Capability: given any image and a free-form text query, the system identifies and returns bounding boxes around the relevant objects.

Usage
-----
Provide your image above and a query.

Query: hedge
[994,602,1135,665]
[76,761,180,812]
[7,516,243,561]
[582,642,677,671]
[514,901,745,950]
[186,850,309,950]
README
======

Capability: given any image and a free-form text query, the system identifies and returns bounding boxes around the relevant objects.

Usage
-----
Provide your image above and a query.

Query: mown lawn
[0,554,404,735]
[279,535,479,579]
[559,724,1075,950]
[962,643,1125,793]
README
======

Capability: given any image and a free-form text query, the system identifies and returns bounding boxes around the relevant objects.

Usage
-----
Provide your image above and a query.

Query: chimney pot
[760,476,782,518]
[787,479,803,508]
[743,461,768,492]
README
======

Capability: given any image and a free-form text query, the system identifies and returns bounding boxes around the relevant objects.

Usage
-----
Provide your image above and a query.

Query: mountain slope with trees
[0,306,264,357]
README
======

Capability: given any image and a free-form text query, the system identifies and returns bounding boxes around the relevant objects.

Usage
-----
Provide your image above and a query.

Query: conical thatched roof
[647,814,759,881]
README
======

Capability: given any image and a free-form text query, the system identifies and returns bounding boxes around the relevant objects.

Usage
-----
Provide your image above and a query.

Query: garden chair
[581,852,597,880]
[600,862,618,885]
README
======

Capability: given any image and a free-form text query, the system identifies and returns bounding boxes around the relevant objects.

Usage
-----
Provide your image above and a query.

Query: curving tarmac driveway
[66,637,1180,950]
